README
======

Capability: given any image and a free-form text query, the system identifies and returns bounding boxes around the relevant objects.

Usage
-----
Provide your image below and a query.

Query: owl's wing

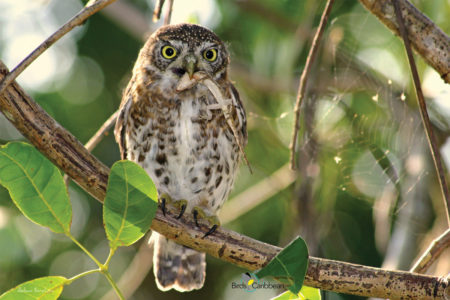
[114,79,134,160]
[229,83,248,146]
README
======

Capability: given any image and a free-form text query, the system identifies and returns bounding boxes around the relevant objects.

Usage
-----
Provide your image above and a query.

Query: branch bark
[1,60,449,299]
[411,229,450,274]
[358,0,450,84]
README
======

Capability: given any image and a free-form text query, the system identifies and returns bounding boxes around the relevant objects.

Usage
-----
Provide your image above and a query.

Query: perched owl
[114,23,247,292]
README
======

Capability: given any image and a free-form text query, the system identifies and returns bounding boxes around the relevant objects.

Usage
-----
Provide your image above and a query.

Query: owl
[114,23,247,292]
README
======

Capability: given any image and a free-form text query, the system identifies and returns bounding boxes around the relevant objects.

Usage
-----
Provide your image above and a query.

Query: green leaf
[272,290,299,300]
[0,276,67,300]
[256,236,308,294]
[272,286,321,300]
[104,160,158,249]
[298,286,321,300]
[0,142,72,233]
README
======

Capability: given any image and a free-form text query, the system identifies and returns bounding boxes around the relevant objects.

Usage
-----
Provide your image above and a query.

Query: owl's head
[138,23,229,85]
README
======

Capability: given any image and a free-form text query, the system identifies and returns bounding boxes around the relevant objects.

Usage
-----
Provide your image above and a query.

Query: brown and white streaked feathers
[114,23,247,292]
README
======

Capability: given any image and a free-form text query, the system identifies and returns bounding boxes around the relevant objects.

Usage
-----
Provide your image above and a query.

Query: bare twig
[393,0,450,227]
[1,60,449,299]
[359,0,450,84]
[85,110,118,152]
[153,0,165,22]
[64,110,118,187]
[152,0,173,25]
[411,229,450,274]
[163,0,174,26]
[220,163,295,224]
[289,0,335,169]
[0,0,117,95]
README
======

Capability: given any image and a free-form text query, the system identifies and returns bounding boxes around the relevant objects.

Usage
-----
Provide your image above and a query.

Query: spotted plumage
[114,23,247,292]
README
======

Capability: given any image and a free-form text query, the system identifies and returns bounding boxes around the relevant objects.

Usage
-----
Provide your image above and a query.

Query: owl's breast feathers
[114,70,246,210]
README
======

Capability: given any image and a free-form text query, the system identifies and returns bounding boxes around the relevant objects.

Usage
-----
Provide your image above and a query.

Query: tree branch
[0,0,117,95]
[411,229,450,274]
[392,0,450,227]
[358,0,450,84]
[0,61,109,201]
[1,60,449,299]
[289,0,335,169]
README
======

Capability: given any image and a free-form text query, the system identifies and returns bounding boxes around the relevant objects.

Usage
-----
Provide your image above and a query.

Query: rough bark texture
[359,0,450,83]
[0,61,449,299]
[0,61,109,201]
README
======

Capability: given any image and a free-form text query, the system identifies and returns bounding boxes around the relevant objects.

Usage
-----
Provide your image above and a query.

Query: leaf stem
[67,233,103,268]
[66,234,124,299]
[104,247,116,268]
[67,269,101,284]
[103,271,125,300]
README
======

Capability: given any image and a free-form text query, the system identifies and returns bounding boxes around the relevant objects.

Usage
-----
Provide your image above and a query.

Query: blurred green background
[0,0,449,299]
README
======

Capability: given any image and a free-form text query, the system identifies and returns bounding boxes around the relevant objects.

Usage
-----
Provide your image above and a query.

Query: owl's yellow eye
[203,49,217,62]
[161,45,177,59]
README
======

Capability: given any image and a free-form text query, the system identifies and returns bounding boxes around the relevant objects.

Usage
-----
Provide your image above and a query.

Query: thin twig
[1,60,449,299]
[153,0,165,22]
[359,0,450,84]
[163,0,174,26]
[289,0,335,170]
[411,229,450,273]
[220,163,295,224]
[85,110,118,152]
[393,0,450,227]
[0,0,117,95]
[64,110,118,187]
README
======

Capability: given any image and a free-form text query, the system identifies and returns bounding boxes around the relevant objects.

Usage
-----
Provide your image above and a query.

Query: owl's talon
[176,203,187,219]
[159,193,172,216]
[172,199,188,219]
[203,224,218,238]
[192,206,220,237]
[193,209,200,227]
[161,200,166,216]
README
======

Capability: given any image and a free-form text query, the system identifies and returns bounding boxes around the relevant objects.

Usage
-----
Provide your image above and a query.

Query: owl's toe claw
[192,207,220,237]
[175,202,187,219]
[159,193,172,216]
[203,224,218,238]
[193,209,200,227]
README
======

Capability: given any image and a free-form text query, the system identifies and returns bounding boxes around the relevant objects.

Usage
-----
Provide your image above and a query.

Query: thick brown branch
[0,60,449,299]
[359,0,450,84]
[0,61,109,201]
[153,211,449,299]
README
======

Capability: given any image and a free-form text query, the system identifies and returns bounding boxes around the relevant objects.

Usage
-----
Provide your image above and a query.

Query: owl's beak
[186,61,195,79]
[184,55,197,79]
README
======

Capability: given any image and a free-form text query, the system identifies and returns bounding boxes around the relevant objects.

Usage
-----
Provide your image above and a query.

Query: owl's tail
[152,232,206,292]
